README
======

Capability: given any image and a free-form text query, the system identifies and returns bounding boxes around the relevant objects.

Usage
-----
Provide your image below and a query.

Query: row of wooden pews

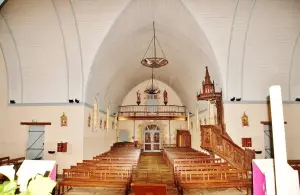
[58,145,141,195]
[0,156,25,182]
[0,156,25,166]
[0,156,25,169]
[163,148,251,194]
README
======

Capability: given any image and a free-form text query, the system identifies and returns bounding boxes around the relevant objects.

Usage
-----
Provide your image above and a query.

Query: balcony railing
[118,105,187,120]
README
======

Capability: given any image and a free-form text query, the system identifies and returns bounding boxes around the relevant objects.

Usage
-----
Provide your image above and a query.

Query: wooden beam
[21,122,51,126]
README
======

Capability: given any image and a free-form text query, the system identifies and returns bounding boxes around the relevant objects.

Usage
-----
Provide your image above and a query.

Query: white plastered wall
[83,106,116,160]
[0,105,84,174]
[0,42,8,147]
[223,103,300,160]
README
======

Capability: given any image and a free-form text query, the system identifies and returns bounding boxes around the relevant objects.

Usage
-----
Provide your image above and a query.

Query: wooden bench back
[83,158,137,164]
[131,183,167,195]
[179,169,250,183]
[176,165,234,172]
[173,158,224,167]
[63,169,131,181]
[0,156,9,165]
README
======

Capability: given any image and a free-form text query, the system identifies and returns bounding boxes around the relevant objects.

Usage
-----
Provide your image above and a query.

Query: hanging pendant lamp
[141,21,168,69]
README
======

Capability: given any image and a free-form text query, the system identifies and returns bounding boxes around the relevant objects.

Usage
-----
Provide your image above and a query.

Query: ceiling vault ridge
[0,10,23,103]
[288,24,300,100]
[240,0,257,100]
[68,0,84,101]
[225,0,240,100]
[50,0,70,100]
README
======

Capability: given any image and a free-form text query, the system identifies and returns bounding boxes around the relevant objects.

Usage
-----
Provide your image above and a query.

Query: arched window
[93,97,98,132]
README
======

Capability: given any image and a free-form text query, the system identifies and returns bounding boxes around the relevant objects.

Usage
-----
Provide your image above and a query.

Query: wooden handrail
[201,125,255,170]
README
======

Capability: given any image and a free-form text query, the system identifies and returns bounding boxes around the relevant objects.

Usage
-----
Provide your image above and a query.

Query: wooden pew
[131,183,167,195]
[0,156,9,166]
[0,157,25,169]
[59,147,141,194]
[177,169,251,194]
[174,164,234,186]
[59,169,131,195]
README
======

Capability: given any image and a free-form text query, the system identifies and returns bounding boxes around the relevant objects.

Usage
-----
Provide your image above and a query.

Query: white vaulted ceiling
[0,0,300,111]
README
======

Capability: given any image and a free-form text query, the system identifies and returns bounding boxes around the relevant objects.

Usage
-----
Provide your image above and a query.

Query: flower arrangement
[0,165,56,195]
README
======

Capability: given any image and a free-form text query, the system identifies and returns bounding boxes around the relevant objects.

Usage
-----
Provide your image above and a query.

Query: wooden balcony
[117,105,187,121]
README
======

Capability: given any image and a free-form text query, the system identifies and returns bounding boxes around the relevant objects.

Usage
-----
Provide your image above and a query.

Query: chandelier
[142,22,167,95]
[141,22,168,68]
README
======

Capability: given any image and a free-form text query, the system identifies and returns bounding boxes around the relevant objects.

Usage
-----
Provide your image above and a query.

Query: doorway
[119,130,129,142]
[26,125,45,160]
[144,125,160,152]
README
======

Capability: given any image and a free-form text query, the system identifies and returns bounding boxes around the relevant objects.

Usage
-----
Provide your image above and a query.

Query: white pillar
[196,103,199,131]
[106,106,110,129]
[269,86,299,195]
[187,110,190,130]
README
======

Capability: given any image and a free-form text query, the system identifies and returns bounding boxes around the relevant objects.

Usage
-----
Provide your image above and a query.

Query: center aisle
[131,152,178,194]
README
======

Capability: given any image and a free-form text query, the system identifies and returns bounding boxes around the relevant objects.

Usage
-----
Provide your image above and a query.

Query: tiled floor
[64,152,249,195]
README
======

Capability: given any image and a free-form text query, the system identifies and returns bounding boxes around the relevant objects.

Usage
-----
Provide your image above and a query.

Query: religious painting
[60,112,67,127]
[242,138,252,147]
[88,113,91,127]
[241,112,249,127]
[100,118,102,129]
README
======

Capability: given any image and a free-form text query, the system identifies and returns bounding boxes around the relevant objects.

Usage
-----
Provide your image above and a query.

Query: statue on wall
[204,117,207,125]
[241,112,249,127]
[163,90,168,105]
[88,113,91,127]
[100,117,102,128]
[104,120,107,129]
[136,90,141,105]
[60,112,67,127]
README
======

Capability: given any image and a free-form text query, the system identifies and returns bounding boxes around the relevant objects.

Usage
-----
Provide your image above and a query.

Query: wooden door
[176,130,191,148]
